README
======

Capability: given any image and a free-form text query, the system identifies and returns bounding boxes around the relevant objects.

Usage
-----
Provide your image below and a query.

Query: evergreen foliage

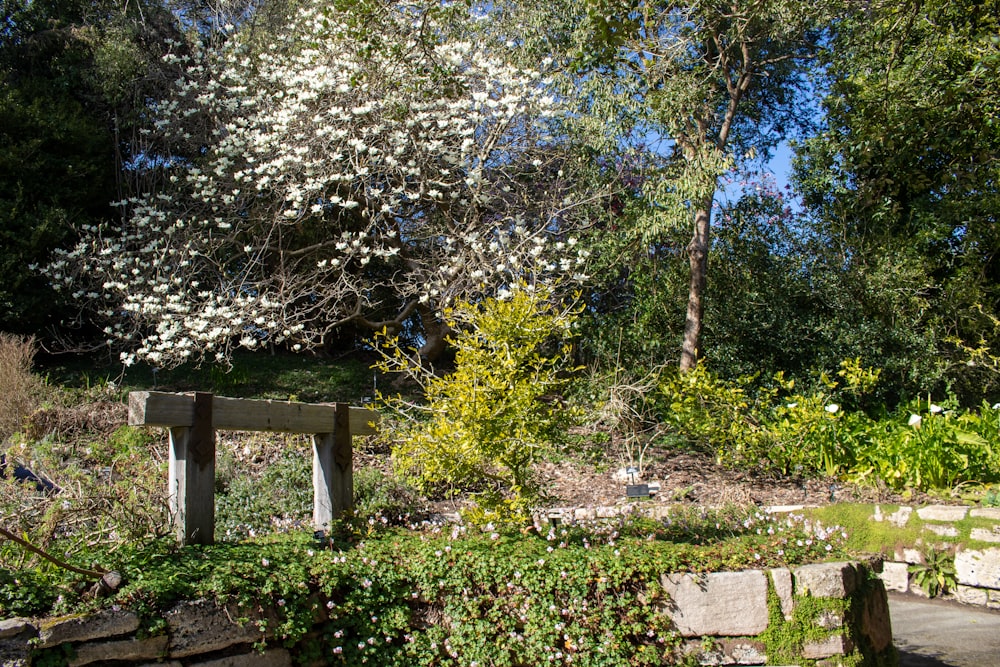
[376,285,581,525]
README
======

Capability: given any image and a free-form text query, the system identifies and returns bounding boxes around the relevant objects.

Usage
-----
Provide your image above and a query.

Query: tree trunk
[680,204,711,372]
[416,304,452,363]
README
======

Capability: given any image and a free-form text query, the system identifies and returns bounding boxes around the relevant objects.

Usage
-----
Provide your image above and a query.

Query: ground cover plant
[4,332,998,580]
[8,506,851,667]
[3,1,1000,663]
[0,329,996,666]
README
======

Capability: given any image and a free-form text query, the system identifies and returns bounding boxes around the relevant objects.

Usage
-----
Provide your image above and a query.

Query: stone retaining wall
[873,505,1000,608]
[0,560,893,666]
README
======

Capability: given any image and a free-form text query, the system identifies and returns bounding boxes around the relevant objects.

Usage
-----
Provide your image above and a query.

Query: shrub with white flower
[45,0,594,367]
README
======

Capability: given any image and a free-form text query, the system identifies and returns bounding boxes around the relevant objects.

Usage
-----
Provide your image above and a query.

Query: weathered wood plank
[313,432,335,531]
[129,391,378,435]
[168,393,216,545]
[348,406,379,436]
[313,404,354,530]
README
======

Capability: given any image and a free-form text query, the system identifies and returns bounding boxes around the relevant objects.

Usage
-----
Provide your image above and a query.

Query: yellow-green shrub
[375,285,580,525]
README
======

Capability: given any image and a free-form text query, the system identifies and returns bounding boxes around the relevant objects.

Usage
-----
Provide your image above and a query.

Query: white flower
[825,404,839,414]
[908,414,922,428]
[929,404,943,414]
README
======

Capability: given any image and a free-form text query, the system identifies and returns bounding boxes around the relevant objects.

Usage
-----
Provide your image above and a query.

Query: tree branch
[0,525,106,579]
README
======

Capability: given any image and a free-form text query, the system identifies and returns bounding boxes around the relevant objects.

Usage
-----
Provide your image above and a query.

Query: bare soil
[535,448,933,510]
[357,438,936,517]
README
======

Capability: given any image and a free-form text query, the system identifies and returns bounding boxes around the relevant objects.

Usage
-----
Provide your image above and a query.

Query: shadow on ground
[898,649,960,667]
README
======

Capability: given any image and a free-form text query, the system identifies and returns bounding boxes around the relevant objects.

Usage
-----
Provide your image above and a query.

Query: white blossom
[41,0,593,368]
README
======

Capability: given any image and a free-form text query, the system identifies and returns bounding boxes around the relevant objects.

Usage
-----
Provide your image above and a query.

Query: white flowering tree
[45,0,592,367]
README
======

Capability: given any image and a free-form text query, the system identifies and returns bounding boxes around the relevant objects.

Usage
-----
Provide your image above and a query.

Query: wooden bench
[128,391,378,545]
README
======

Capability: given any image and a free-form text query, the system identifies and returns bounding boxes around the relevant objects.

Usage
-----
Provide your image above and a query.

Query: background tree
[576,0,832,371]
[0,0,179,340]
[704,176,941,406]
[794,0,1000,403]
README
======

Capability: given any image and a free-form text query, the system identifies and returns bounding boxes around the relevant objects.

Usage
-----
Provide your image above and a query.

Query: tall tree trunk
[680,204,712,372]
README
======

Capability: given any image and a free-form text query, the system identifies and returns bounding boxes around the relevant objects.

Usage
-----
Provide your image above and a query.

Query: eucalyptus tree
[47,0,593,368]
[575,0,833,370]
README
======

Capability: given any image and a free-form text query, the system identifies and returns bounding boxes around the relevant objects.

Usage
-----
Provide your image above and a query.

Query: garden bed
[2,534,894,667]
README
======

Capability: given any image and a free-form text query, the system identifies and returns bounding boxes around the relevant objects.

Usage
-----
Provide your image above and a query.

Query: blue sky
[768,142,796,191]
[716,140,797,207]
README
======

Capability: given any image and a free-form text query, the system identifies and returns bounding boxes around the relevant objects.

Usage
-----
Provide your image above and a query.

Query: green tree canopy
[0,0,178,338]
[795,0,1000,401]
[574,0,834,370]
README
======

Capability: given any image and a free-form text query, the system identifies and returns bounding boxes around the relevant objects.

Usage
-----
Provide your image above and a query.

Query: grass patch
[804,504,923,557]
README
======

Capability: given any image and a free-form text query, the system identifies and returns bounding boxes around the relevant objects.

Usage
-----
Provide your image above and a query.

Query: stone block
[923,524,959,537]
[648,505,673,520]
[874,505,912,527]
[682,638,767,665]
[793,562,857,598]
[728,640,768,665]
[190,648,292,667]
[891,506,914,527]
[970,528,1000,543]
[0,640,30,667]
[954,585,989,606]
[916,505,968,521]
[858,579,892,653]
[815,609,845,630]
[69,635,169,666]
[573,507,596,521]
[879,561,909,592]
[856,553,884,574]
[37,609,139,647]
[0,620,35,667]
[166,600,274,658]
[660,571,769,637]
[802,633,853,659]
[970,508,1000,520]
[955,548,1000,590]
[770,568,794,620]
[899,548,923,564]
[0,619,35,641]
[765,505,806,513]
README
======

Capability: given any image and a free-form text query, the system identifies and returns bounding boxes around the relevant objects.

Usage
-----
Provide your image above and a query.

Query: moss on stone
[760,572,853,666]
